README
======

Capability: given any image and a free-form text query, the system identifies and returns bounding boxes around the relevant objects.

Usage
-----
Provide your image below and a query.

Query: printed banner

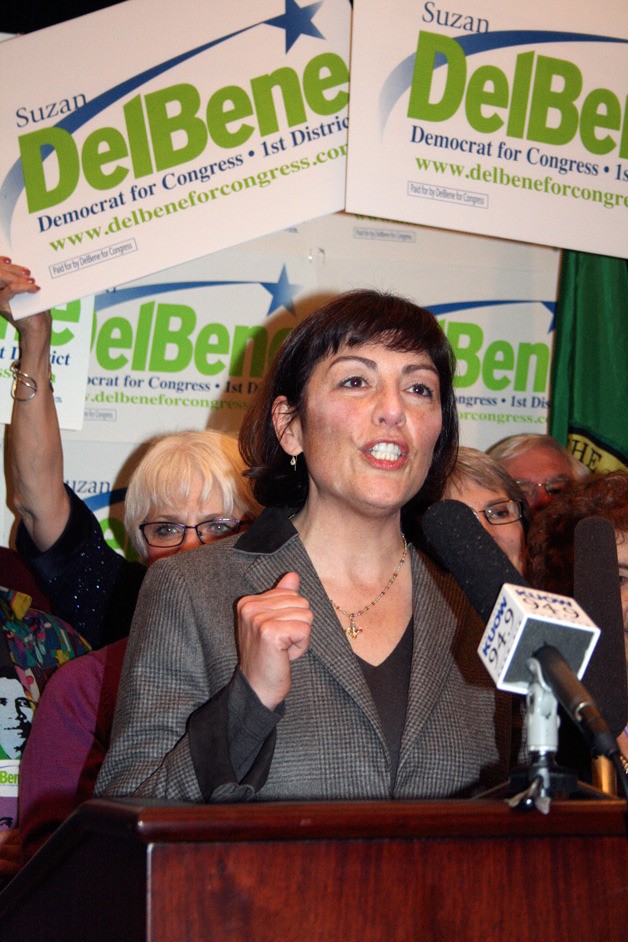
[0,298,93,429]
[61,211,560,446]
[0,760,19,830]
[79,247,318,441]
[346,0,627,256]
[0,211,559,549]
[0,0,351,318]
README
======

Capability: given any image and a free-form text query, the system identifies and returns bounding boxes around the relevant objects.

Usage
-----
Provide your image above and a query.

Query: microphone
[421,500,614,760]
[573,516,627,738]
[531,645,618,758]
[419,499,528,622]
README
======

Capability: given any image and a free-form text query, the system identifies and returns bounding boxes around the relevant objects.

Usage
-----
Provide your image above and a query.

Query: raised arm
[1,258,70,550]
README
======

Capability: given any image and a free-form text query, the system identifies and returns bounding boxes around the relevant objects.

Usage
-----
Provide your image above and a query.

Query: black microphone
[419,500,527,622]
[573,516,627,738]
[531,645,618,758]
[420,500,616,759]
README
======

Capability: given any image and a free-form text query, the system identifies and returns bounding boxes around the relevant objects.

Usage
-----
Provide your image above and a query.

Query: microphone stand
[478,660,613,811]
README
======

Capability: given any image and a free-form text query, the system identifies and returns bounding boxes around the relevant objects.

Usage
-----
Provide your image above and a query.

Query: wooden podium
[0,797,626,941]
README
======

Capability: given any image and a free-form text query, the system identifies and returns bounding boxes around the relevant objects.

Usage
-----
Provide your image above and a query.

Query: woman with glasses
[1,259,259,864]
[0,258,259,649]
[124,430,255,563]
[441,446,529,573]
[18,429,259,864]
[96,290,514,806]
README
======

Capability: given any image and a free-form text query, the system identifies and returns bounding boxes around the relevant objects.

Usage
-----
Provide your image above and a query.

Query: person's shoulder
[36,643,126,729]
[151,508,295,579]
[41,644,112,700]
[134,511,297,618]
[135,538,246,614]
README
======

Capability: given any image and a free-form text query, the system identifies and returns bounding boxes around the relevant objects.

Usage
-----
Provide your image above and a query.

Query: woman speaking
[97,290,512,802]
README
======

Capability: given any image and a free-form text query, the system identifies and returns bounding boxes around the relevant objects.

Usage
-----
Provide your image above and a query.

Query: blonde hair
[124,430,259,557]
[443,445,527,505]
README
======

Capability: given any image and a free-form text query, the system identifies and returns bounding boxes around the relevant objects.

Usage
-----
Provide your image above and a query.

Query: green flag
[550,250,628,473]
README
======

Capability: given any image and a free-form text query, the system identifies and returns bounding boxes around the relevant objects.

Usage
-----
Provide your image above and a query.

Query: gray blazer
[96,509,512,802]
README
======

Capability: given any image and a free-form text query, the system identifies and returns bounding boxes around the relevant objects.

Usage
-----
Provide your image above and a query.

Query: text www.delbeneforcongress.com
[46,142,347,254]
[411,157,628,210]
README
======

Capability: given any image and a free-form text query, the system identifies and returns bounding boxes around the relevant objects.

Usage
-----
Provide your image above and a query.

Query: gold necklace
[332,536,408,639]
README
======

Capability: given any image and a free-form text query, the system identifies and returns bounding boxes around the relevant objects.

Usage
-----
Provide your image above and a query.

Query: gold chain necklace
[332,536,408,639]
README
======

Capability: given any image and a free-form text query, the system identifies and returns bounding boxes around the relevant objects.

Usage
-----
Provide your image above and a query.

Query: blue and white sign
[346,0,627,256]
[0,0,351,318]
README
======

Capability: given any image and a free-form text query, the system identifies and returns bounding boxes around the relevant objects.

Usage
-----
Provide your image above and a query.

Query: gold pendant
[344,618,362,639]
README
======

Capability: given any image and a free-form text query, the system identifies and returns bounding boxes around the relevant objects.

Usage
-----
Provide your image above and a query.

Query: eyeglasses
[139,517,242,547]
[471,499,524,527]
[515,476,571,503]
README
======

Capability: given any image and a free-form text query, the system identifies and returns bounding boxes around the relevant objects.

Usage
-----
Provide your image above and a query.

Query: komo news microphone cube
[477,584,600,695]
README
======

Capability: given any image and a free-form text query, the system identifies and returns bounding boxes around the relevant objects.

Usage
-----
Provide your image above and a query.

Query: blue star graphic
[94,265,303,317]
[266,0,325,53]
[260,265,303,315]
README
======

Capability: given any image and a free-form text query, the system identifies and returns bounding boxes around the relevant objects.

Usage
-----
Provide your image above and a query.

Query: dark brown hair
[239,289,458,514]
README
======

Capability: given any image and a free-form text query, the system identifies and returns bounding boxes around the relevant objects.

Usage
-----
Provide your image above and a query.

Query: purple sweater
[18,637,127,863]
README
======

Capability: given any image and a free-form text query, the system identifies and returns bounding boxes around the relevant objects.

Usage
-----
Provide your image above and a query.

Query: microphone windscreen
[420,499,528,623]
[573,516,627,737]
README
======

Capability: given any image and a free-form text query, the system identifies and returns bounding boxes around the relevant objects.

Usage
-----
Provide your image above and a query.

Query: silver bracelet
[9,359,53,401]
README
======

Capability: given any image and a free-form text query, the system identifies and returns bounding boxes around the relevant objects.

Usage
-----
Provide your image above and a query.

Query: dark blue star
[260,264,303,315]
[266,0,325,53]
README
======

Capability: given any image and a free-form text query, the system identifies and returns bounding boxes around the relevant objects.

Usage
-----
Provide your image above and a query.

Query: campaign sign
[77,248,316,442]
[0,760,19,830]
[346,0,627,256]
[0,0,350,318]
[0,297,93,429]
[0,209,560,550]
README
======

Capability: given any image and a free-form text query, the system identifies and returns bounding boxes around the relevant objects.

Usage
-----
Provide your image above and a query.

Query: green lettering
[18,127,79,212]
[229,325,268,377]
[482,340,514,390]
[620,95,628,159]
[145,84,207,171]
[50,300,81,346]
[131,302,155,370]
[82,126,129,189]
[251,68,307,137]
[206,85,254,148]
[123,95,154,177]
[465,65,508,133]
[527,55,581,146]
[90,311,98,350]
[96,316,133,370]
[507,52,534,138]
[514,342,549,392]
[446,322,483,388]
[149,303,195,371]
[0,318,14,341]
[580,87,621,155]
[194,323,230,375]
[302,53,349,114]
[407,31,466,122]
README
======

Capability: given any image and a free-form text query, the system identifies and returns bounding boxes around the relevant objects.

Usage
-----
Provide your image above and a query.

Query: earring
[290,455,297,470]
